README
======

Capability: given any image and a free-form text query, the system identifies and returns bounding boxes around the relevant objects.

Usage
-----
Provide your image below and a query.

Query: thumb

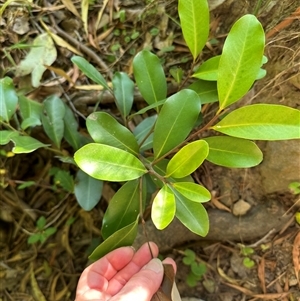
[111,258,164,301]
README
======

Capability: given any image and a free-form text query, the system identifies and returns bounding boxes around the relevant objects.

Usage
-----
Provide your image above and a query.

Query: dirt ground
[0,0,299,300]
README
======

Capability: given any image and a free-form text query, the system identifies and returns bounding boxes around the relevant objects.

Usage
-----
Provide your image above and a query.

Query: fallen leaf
[15,33,57,87]
[292,232,300,285]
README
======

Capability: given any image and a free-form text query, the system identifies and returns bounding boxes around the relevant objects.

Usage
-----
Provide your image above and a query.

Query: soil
[0,1,299,301]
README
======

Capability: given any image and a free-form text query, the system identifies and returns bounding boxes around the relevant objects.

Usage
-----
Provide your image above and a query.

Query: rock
[259,140,300,194]
[134,199,291,252]
[232,199,252,216]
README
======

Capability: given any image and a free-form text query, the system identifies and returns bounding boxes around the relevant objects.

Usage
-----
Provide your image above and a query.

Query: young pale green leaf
[63,105,81,150]
[74,170,103,211]
[166,140,209,178]
[173,182,211,203]
[188,80,218,104]
[151,184,176,230]
[153,89,201,159]
[0,131,19,145]
[89,216,139,261]
[212,104,300,140]
[102,180,140,239]
[11,136,49,154]
[112,72,134,118]
[0,77,18,122]
[18,95,42,129]
[86,112,139,155]
[178,0,209,61]
[74,143,147,181]
[218,15,265,110]
[15,33,57,87]
[41,95,66,148]
[51,168,74,192]
[175,191,209,236]
[204,136,263,168]
[133,115,157,152]
[193,56,220,81]
[133,50,167,107]
[71,56,110,90]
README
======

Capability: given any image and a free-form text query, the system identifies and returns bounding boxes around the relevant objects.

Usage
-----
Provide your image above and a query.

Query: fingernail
[144,258,163,274]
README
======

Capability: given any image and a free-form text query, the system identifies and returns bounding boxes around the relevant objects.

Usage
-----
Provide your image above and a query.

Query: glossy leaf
[41,95,66,148]
[153,89,201,159]
[0,77,18,122]
[11,136,49,154]
[204,136,263,168]
[193,56,220,81]
[74,143,147,181]
[173,182,211,203]
[86,112,139,155]
[178,0,209,61]
[89,216,139,261]
[133,50,167,107]
[0,131,19,145]
[74,170,103,211]
[133,115,157,152]
[19,95,42,129]
[152,185,176,230]
[112,72,134,118]
[218,15,265,110]
[102,180,140,239]
[71,56,110,90]
[166,140,209,178]
[188,80,218,104]
[212,104,300,140]
[174,191,209,236]
[15,33,57,87]
[63,105,81,150]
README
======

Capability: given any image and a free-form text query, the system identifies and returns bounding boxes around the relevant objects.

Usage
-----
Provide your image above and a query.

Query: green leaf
[89,216,139,261]
[133,115,157,152]
[166,140,209,178]
[131,99,166,116]
[41,95,66,148]
[0,131,19,145]
[74,143,147,181]
[204,136,263,168]
[183,249,196,265]
[15,33,57,87]
[86,112,139,155]
[74,170,103,211]
[218,15,265,110]
[173,182,211,203]
[191,262,206,276]
[212,104,300,140]
[0,77,18,122]
[102,180,140,239]
[133,50,167,107]
[151,184,176,230]
[51,168,74,192]
[11,136,49,154]
[18,95,42,129]
[243,257,255,268]
[112,72,134,118]
[44,227,57,237]
[63,105,81,150]
[28,234,42,244]
[37,216,46,230]
[188,80,218,104]
[71,56,110,89]
[186,272,200,287]
[193,56,220,81]
[153,89,201,159]
[178,0,209,61]
[17,181,36,189]
[174,191,209,236]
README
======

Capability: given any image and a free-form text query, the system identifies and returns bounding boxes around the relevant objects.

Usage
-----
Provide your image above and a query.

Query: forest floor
[0,1,299,300]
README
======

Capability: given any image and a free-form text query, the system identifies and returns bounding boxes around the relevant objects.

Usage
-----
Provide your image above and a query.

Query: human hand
[75,242,176,301]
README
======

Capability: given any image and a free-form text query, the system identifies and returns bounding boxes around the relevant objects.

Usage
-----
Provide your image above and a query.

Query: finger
[106,242,159,295]
[76,246,135,298]
[111,258,164,301]
[162,257,177,274]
